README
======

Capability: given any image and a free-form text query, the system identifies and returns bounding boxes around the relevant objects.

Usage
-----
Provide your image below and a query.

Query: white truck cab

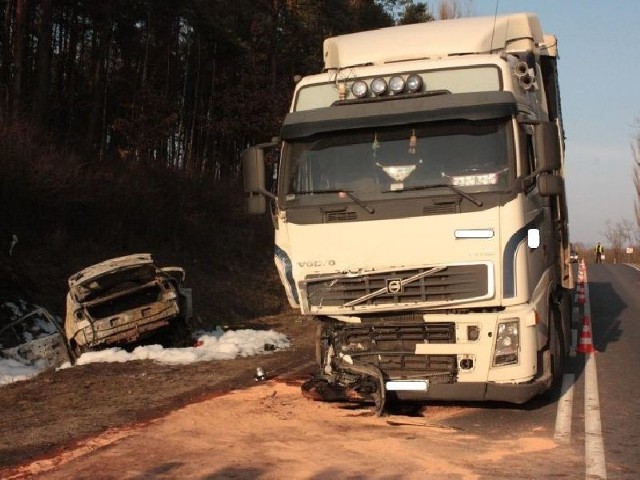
[244,13,573,414]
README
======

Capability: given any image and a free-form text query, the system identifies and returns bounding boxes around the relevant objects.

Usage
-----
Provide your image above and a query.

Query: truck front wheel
[548,304,566,392]
[315,318,330,367]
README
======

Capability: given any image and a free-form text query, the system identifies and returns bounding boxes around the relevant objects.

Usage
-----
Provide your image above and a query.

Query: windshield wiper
[385,183,483,207]
[295,189,375,214]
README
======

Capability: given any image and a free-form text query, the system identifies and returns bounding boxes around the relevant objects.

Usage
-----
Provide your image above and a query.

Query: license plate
[385,380,429,391]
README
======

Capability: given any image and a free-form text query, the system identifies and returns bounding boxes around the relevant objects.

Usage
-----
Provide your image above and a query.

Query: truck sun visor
[280,91,518,140]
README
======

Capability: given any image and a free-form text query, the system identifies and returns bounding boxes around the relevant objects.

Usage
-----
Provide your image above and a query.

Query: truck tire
[315,320,329,367]
[70,340,88,364]
[549,305,566,391]
[558,288,573,354]
[161,318,193,348]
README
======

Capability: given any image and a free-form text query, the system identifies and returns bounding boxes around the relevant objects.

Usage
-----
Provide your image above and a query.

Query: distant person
[594,242,604,263]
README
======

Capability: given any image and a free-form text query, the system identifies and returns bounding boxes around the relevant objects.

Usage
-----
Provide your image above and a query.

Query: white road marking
[582,272,607,479]
[625,263,640,273]
[554,373,575,443]
[585,352,606,479]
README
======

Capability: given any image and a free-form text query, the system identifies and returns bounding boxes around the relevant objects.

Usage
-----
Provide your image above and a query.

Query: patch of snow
[0,357,49,385]
[0,327,290,386]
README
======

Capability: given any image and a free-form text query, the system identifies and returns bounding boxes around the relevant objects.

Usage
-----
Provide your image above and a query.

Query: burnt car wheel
[70,341,89,363]
[157,319,193,348]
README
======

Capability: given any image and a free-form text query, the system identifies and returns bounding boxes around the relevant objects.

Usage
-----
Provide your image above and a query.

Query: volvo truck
[243,13,573,414]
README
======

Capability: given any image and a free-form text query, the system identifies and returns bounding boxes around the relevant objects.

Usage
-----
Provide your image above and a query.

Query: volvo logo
[386,278,403,294]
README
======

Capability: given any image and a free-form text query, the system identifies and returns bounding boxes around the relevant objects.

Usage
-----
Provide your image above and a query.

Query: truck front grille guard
[304,263,490,309]
[333,321,458,381]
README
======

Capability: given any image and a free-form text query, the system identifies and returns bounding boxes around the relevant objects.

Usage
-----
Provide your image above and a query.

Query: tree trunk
[62,3,79,145]
[33,0,53,125]
[86,21,111,153]
[12,0,27,119]
[1,1,14,121]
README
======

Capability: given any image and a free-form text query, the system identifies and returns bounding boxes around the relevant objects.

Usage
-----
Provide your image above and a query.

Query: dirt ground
[8,383,486,480]
[0,311,317,473]
[1,353,571,480]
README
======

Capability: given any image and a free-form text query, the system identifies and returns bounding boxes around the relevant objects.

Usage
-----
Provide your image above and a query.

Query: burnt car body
[0,301,71,368]
[65,253,192,358]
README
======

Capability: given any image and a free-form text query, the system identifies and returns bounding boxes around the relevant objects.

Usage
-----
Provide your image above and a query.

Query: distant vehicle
[0,301,71,368]
[570,250,579,263]
[64,253,192,359]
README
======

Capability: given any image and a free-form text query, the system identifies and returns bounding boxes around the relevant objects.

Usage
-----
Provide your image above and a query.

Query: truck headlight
[351,80,368,98]
[371,77,387,96]
[493,319,519,366]
[389,75,405,94]
[406,74,423,93]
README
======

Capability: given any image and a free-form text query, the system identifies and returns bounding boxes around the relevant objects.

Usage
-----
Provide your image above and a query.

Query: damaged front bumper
[307,354,551,416]
[311,313,549,414]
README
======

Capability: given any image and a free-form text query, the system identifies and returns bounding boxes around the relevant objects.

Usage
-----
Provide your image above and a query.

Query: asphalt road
[586,263,640,478]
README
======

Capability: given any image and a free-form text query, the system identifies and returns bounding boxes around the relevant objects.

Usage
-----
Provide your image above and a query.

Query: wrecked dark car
[64,253,192,358]
[0,300,72,368]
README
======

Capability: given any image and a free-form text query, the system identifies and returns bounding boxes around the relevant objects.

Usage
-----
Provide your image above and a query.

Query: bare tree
[11,0,27,119]
[32,0,53,125]
[603,219,635,263]
[438,0,473,20]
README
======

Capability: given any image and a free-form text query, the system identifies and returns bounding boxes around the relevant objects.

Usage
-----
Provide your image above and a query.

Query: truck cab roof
[323,13,556,70]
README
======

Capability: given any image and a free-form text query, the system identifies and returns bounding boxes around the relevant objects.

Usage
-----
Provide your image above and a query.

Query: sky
[0,327,291,386]
[470,0,640,246]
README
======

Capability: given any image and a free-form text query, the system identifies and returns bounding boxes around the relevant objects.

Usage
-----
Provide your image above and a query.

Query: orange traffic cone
[576,283,585,305]
[577,260,586,284]
[577,315,595,354]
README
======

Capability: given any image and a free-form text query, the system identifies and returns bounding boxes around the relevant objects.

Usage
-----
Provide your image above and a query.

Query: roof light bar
[351,80,368,98]
[371,77,387,96]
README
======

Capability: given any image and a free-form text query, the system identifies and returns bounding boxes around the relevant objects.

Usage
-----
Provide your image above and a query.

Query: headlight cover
[493,319,519,366]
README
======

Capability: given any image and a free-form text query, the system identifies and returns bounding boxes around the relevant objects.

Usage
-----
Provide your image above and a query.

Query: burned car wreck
[0,300,72,368]
[65,253,192,358]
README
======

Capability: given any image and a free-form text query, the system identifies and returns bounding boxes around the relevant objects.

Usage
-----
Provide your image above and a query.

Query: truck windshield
[282,118,513,203]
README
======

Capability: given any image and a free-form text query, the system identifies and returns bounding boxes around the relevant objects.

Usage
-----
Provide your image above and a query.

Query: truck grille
[335,321,457,382]
[305,263,488,309]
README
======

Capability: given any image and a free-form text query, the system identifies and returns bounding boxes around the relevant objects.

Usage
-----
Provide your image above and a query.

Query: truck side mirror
[538,173,564,197]
[242,146,267,215]
[534,122,561,172]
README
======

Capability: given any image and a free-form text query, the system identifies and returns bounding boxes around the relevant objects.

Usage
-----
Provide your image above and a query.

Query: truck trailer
[243,13,573,414]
